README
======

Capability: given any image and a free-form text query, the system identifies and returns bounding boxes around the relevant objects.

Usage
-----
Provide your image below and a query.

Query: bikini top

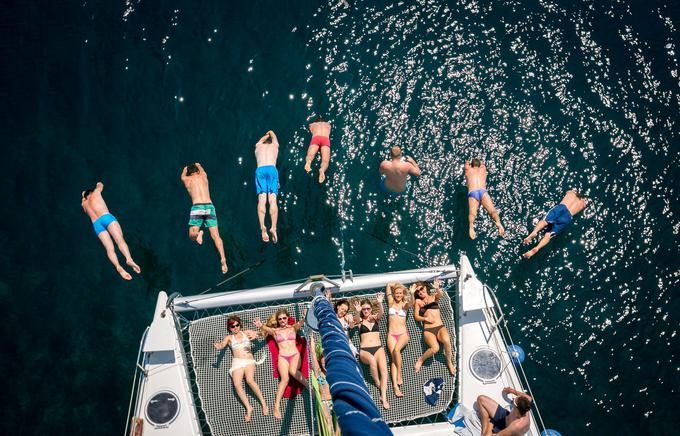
[388,307,407,317]
[359,321,380,336]
[275,329,296,343]
[419,300,440,317]
[230,332,251,353]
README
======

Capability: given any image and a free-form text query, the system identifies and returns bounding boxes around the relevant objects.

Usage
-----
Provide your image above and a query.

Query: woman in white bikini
[332,298,358,356]
[353,294,390,409]
[412,280,456,375]
[385,282,413,397]
[213,315,268,422]
[254,309,309,420]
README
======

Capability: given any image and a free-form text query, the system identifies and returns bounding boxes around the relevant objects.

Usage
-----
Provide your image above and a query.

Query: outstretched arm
[293,309,307,331]
[406,156,421,176]
[195,162,205,175]
[95,182,104,192]
[385,284,395,306]
[253,317,276,337]
[214,335,230,350]
[432,280,444,301]
[180,166,188,181]
[502,386,533,403]
[267,130,278,144]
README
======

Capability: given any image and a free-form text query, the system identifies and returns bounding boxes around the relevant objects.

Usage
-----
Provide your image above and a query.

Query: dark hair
[186,164,199,176]
[413,281,430,300]
[471,158,482,167]
[227,315,242,329]
[83,189,94,199]
[264,133,272,144]
[315,115,325,122]
[574,190,584,200]
[334,299,350,313]
[516,397,532,416]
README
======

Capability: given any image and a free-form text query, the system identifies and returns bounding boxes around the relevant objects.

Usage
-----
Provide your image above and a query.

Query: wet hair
[390,146,402,159]
[264,133,272,144]
[227,315,242,330]
[83,189,94,200]
[574,190,584,200]
[471,158,482,167]
[315,115,325,122]
[412,281,431,300]
[334,299,350,313]
[186,164,199,176]
[516,397,532,416]
[266,308,291,328]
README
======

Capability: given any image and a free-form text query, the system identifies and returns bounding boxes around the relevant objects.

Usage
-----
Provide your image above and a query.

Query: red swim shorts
[310,135,331,148]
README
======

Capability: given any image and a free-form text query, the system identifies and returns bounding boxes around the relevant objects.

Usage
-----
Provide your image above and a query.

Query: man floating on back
[81,182,141,280]
[181,163,228,273]
[304,116,332,183]
[465,158,505,239]
[255,131,280,243]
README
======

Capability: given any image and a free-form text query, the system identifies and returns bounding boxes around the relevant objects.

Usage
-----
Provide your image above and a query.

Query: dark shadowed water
[1,0,679,434]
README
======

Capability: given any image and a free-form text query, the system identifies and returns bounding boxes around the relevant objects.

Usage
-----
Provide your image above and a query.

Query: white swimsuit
[228,332,264,376]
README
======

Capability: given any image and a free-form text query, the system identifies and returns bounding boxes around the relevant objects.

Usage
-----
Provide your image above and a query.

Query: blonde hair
[266,308,290,329]
[390,283,411,306]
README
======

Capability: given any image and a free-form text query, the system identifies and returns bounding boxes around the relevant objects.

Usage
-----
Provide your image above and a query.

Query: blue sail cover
[312,294,392,435]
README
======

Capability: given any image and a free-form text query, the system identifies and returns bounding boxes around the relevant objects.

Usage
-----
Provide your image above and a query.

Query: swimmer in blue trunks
[379,146,421,195]
[477,387,533,435]
[465,158,505,239]
[522,190,586,259]
[81,182,141,280]
[255,131,280,243]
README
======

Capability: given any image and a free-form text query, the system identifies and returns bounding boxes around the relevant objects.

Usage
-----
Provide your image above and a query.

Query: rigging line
[368,232,421,258]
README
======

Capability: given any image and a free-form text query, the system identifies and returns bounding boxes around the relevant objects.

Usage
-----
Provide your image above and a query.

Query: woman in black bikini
[353,294,390,409]
[412,280,456,375]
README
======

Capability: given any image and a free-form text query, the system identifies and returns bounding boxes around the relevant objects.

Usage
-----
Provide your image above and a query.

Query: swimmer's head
[186,164,199,176]
[315,115,325,122]
[264,133,272,144]
[574,190,585,200]
[471,158,482,168]
[390,146,403,159]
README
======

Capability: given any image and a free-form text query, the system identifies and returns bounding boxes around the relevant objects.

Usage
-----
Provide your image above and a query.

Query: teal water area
[1,0,679,434]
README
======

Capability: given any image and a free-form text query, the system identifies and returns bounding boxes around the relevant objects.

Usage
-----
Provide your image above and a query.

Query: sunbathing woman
[333,297,358,356]
[213,315,268,422]
[385,282,413,397]
[254,309,309,420]
[353,294,390,409]
[412,280,456,375]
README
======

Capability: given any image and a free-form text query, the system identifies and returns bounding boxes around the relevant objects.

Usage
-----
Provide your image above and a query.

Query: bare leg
[319,146,330,183]
[523,220,548,244]
[468,197,479,240]
[394,333,409,387]
[415,332,440,372]
[477,395,500,436]
[231,368,253,422]
[377,349,390,409]
[481,193,505,236]
[189,226,203,246]
[437,328,457,375]
[523,232,552,258]
[245,364,268,415]
[268,193,278,244]
[257,193,269,242]
[304,144,319,173]
[287,354,308,389]
[106,221,141,273]
[97,231,131,280]
[208,226,228,273]
[274,357,290,420]
[360,351,380,386]
[386,334,401,396]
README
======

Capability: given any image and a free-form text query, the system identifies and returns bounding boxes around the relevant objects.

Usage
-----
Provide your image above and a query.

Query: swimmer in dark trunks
[353,294,390,409]
[412,280,456,376]
[81,182,141,281]
[465,158,504,239]
[477,387,533,436]
[522,189,586,259]
[304,116,332,183]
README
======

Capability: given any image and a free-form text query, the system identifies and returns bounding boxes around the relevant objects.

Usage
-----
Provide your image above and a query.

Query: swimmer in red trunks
[304,116,332,183]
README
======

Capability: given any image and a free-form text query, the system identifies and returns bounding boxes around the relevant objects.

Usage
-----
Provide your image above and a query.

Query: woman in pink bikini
[213,315,268,422]
[254,309,309,419]
[353,294,390,409]
[385,283,412,397]
[412,280,456,376]
[304,115,332,183]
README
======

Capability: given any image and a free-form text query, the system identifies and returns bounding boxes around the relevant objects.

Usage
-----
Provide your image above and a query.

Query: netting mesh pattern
[189,302,313,436]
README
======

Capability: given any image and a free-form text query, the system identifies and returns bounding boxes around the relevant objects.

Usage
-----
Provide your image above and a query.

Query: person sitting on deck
[385,282,413,397]
[522,189,586,259]
[181,163,228,273]
[379,146,421,195]
[352,294,390,409]
[255,131,280,243]
[213,315,268,422]
[254,309,308,420]
[412,280,456,376]
[304,116,332,183]
[477,387,533,435]
[465,158,505,239]
[81,182,141,280]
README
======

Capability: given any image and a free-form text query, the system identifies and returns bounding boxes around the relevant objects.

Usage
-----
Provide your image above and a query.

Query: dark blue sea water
[2,0,679,434]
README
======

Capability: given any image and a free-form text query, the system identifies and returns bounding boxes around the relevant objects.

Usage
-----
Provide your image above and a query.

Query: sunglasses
[228,323,240,328]
[278,316,288,321]
[361,307,372,311]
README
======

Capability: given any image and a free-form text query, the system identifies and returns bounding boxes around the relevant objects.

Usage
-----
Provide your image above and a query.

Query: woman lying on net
[353,294,390,409]
[214,315,268,422]
[385,282,413,397]
[412,280,456,375]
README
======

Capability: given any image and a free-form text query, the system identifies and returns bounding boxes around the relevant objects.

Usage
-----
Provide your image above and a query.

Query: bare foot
[274,406,282,420]
[469,226,476,240]
[117,266,132,281]
[382,398,390,409]
[448,363,457,375]
[221,259,228,274]
[318,171,326,183]
[261,227,269,243]
[196,229,204,245]
[244,405,253,422]
[126,259,141,274]
[270,227,278,244]
[304,161,312,173]
[262,403,269,416]
[497,222,505,237]
[394,387,404,397]
[522,248,538,259]
[414,358,423,373]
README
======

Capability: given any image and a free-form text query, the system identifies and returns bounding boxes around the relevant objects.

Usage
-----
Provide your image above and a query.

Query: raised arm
[502,386,533,403]
[244,329,261,341]
[267,130,278,144]
[292,309,307,332]
[95,182,104,192]
[406,156,421,176]
[432,279,444,301]
[373,294,385,321]
[213,335,231,350]
[181,166,188,181]
[253,317,276,337]
[195,162,206,176]
[385,284,395,306]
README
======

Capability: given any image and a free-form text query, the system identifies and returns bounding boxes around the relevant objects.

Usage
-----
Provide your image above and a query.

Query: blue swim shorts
[255,165,279,196]
[93,213,117,235]
[544,203,572,237]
